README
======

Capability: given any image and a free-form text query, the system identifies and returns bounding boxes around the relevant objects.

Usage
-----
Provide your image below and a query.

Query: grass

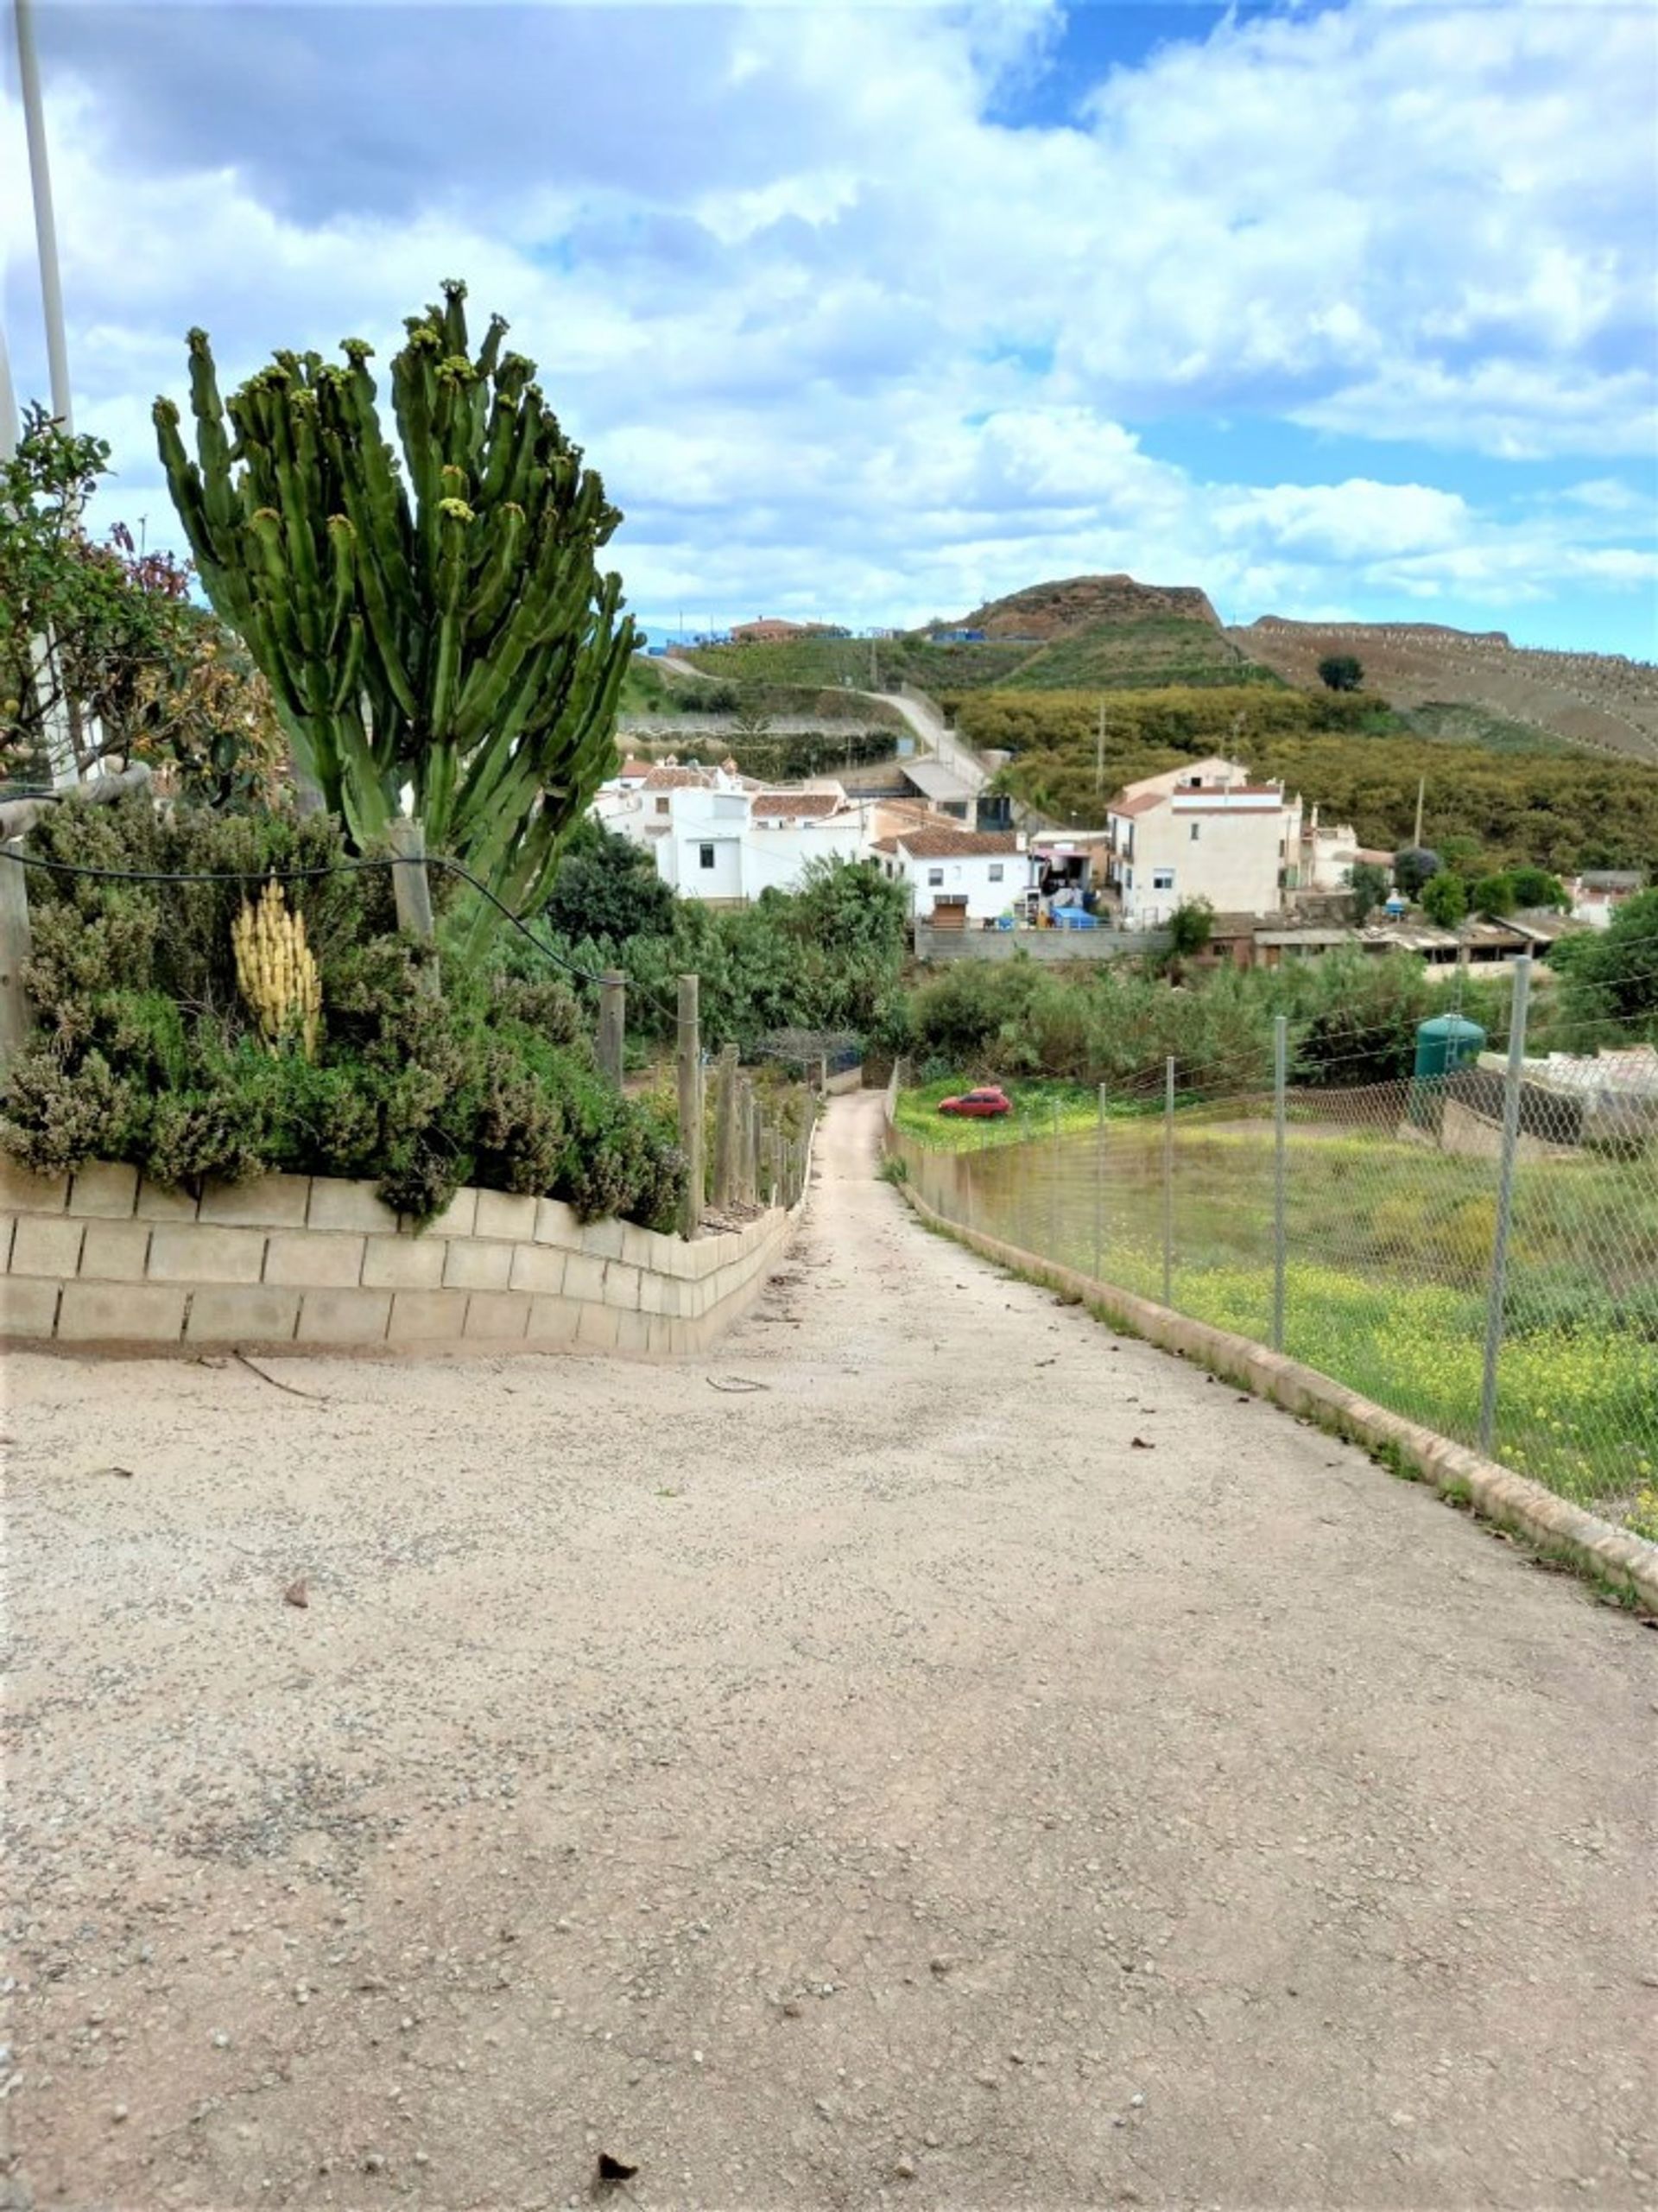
[896,1086,1658,1519]
[894,1074,1107,1151]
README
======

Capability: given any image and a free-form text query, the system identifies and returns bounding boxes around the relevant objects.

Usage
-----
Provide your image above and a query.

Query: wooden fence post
[676,973,702,1240]
[598,970,626,1090]
[389,818,439,993]
[712,1043,739,1208]
[0,841,34,1087]
[750,1093,765,1206]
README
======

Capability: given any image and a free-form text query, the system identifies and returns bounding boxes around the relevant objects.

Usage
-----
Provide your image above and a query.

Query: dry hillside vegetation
[1231,618,1658,765]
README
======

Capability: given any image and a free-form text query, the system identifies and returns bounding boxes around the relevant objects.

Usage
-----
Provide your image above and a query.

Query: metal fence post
[1479,955,1531,1455]
[1162,1056,1175,1308]
[597,970,626,1090]
[1049,1097,1060,1260]
[1272,1013,1288,1353]
[1093,1081,1106,1283]
[676,973,702,1240]
[0,840,35,1087]
[712,1042,738,1207]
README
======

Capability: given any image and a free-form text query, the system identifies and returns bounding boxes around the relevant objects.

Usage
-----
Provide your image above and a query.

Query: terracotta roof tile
[896,829,1022,859]
[751,791,842,817]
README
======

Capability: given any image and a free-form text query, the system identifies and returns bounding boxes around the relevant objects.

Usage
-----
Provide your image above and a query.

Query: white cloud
[3,0,1652,647]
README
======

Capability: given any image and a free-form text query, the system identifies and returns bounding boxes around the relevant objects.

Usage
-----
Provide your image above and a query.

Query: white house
[1105,757,1303,929]
[871,827,1032,922]
[1567,871,1647,929]
[598,763,869,903]
[1299,806,1391,893]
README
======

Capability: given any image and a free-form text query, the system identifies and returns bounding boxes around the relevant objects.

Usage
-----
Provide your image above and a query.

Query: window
[655,795,670,816]
[989,864,1003,883]
[927,867,945,886]
[1152,868,1175,891]
[1190,821,1201,841]
[699,843,716,870]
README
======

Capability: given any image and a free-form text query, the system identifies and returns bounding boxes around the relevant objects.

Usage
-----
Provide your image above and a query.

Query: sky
[3,0,1656,656]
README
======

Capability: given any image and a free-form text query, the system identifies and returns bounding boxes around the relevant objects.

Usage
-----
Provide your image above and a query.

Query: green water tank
[1414,1013,1486,1078]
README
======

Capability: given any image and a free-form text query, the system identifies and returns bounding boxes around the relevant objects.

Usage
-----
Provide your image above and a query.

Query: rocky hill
[961,573,1224,640]
[1231,618,1658,765]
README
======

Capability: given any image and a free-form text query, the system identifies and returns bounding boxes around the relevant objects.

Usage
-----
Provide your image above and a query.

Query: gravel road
[3,1092,1654,2210]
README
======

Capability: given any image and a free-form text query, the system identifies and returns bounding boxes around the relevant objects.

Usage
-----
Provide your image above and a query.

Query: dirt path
[4,1093,1654,2210]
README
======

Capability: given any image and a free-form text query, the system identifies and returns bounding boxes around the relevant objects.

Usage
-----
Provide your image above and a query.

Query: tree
[1420,871,1468,928]
[1393,846,1442,897]
[541,819,676,945]
[1471,871,1516,918]
[1166,898,1214,961]
[1508,865,1569,912]
[1348,859,1390,923]
[1554,887,1658,1025]
[1318,654,1364,692]
[154,281,635,940]
[0,405,282,801]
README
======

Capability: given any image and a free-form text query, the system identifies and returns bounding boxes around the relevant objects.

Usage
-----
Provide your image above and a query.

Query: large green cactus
[154,281,634,936]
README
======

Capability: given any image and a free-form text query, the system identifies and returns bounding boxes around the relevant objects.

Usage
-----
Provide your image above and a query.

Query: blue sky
[3,0,1655,656]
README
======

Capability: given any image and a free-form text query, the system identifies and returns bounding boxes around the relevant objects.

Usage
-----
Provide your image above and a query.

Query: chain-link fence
[894,973,1658,1531]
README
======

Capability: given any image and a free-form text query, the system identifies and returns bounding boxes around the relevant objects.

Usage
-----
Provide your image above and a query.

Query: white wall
[905,850,1028,921]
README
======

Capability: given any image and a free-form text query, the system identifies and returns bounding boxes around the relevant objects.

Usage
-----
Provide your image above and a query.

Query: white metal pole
[0,311,19,460]
[15,0,73,429]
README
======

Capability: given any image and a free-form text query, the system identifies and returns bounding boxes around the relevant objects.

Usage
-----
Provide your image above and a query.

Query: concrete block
[307,1178,401,1235]
[601,1261,642,1311]
[57,1282,186,1342]
[263,1232,366,1288]
[637,1271,679,1316]
[361,1235,447,1290]
[199,1173,311,1228]
[574,1302,620,1351]
[579,1214,626,1262]
[562,1252,608,1305]
[645,1313,677,1355]
[78,1220,151,1282]
[185,1285,301,1343]
[442,1239,513,1291]
[526,1296,583,1347]
[387,1290,470,1342]
[535,1196,581,1248]
[67,1161,139,1218]
[136,1176,198,1221]
[690,1235,726,1280]
[620,1224,660,1272]
[613,1308,653,1357]
[147,1223,266,1285]
[9,1214,85,1277]
[660,1233,699,1280]
[509,1242,566,1295]
[0,1277,60,1336]
[424,1187,477,1239]
[294,1288,393,1345]
[462,1291,532,1341]
[474,1188,539,1242]
[0,1159,69,1213]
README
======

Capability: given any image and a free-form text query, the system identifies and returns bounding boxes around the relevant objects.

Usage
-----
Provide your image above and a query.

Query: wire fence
[894,969,1658,1529]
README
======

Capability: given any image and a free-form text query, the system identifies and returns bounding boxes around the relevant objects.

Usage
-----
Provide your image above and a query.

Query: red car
[938,1086,1012,1119]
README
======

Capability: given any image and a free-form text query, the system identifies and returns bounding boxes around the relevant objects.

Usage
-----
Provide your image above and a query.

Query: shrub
[1420,871,1468,928]
[1,792,687,1230]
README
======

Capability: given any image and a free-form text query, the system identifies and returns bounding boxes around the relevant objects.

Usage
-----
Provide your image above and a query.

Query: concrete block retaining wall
[0,1157,800,1358]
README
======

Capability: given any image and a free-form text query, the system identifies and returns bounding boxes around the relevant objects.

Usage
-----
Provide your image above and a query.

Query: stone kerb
[0,1154,800,1360]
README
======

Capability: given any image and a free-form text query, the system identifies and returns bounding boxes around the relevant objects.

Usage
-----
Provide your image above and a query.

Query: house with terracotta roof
[1105,757,1303,929]
[870,825,1034,924]
[597,762,869,904]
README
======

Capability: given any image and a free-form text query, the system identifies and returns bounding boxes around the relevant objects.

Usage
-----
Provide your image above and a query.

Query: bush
[1420,871,1468,928]
[0,793,687,1230]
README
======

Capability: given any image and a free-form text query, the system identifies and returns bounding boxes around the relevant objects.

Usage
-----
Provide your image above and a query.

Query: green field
[898,1086,1658,1521]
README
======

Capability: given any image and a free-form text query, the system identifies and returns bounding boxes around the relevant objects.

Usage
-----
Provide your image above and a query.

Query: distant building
[597,762,866,903]
[728,618,841,645]
[1105,757,1303,929]
[871,827,1032,923]
[1568,870,1647,929]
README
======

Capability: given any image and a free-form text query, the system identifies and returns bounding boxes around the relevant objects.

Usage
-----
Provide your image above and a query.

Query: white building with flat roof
[1105,757,1303,928]
[598,763,869,903]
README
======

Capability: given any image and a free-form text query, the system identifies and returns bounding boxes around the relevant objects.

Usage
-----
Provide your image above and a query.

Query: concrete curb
[891,1168,1658,1615]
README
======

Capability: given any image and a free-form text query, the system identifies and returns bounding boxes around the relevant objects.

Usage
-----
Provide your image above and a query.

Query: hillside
[1231,618,1658,765]
[959,684,1658,869]
[685,573,1270,694]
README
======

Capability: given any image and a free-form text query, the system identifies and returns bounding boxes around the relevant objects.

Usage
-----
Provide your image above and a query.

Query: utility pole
[1095,698,1105,798]
[0,313,19,460]
[13,0,80,789]
[15,0,73,431]
[1413,773,1426,851]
